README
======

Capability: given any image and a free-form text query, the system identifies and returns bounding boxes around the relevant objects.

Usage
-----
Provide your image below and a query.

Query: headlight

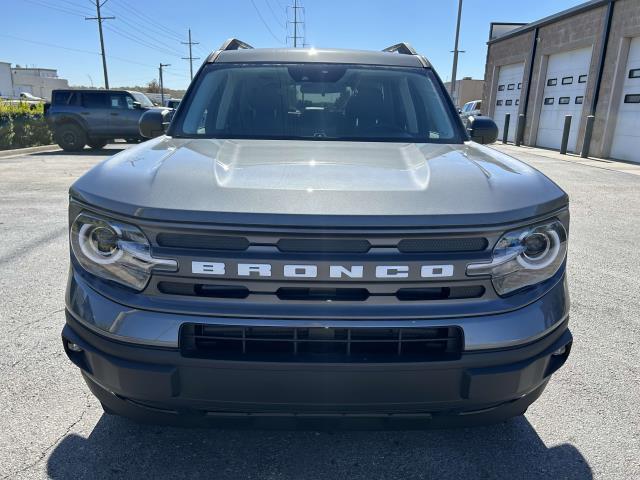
[467,219,567,296]
[70,213,177,291]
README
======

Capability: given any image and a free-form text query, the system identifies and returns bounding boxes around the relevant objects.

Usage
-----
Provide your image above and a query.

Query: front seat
[243,82,285,136]
[345,85,385,132]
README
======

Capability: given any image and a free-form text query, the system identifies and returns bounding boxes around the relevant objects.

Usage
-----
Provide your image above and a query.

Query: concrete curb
[0,144,60,158]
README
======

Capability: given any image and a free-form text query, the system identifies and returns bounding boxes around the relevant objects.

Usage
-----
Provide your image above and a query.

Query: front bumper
[64,270,571,425]
[62,313,572,427]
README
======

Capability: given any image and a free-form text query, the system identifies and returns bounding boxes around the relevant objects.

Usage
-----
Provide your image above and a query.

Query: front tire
[55,124,86,152]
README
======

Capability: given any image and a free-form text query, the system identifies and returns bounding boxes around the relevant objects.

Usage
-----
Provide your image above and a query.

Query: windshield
[130,91,154,108]
[173,63,461,143]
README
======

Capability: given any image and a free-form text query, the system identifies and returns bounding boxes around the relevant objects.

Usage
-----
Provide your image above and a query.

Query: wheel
[55,124,86,152]
[87,139,108,150]
[125,138,141,144]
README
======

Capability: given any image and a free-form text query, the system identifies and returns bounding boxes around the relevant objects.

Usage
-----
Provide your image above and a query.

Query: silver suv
[62,40,571,428]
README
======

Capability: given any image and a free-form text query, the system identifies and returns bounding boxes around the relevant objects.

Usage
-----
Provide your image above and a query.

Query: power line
[105,0,185,44]
[264,0,285,28]
[103,24,183,58]
[249,0,285,44]
[18,0,87,17]
[109,0,185,41]
[100,9,186,56]
[56,0,93,14]
[181,29,200,81]
[85,0,115,89]
[57,0,93,14]
[0,33,189,80]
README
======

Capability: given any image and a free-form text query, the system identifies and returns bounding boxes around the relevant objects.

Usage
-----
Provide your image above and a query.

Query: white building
[0,62,13,99]
[11,67,69,100]
[0,62,69,101]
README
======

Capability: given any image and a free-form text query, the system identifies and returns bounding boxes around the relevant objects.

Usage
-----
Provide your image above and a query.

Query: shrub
[0,101,53,150]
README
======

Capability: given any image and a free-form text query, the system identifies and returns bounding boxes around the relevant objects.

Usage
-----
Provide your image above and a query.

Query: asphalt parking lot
[0,143,638,479]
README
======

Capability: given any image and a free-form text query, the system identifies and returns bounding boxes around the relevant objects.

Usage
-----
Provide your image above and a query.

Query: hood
[70,137,568,227]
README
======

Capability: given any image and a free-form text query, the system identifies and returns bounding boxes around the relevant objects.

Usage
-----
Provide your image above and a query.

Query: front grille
[180,324,463,362]
[153,232,489,254]
[157,281,485,302]
[145,223,499,313]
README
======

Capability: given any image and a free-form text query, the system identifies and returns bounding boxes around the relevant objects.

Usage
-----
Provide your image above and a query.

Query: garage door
[536,47,592,152]
[493,63,524,143]
[610,36,640,163]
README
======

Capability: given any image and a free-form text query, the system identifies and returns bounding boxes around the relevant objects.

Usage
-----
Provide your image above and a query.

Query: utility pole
[449,0,464,106]
[159,63,170,105]
[85,0,114,89]
[288,0,304,48]
[181,29,200,81]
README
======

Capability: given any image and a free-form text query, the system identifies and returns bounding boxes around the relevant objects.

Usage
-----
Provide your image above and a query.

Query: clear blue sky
[2,0,586,90]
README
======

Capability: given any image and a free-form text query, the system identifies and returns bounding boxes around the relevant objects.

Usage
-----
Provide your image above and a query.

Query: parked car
[19,92,45,102]
[45,89,160,151]
[459,99,482,125]
[1,92,44,109]
[164,98,181,109]
[62,40,571,427]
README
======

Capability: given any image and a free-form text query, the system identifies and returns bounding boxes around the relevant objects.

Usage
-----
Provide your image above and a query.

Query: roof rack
[207,38,253,63]
[382,42,430,67]
[382,42,418,55]
[218,38,254,51]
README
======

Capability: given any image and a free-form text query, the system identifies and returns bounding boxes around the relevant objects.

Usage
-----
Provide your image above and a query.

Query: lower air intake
[180,324,463,362]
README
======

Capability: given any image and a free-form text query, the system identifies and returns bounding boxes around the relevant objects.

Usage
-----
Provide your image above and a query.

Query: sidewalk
[0,144,59,159]
[491,143,640,177]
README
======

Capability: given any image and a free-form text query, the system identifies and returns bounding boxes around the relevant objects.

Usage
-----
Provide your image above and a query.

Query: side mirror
[132,101,142,109]
[139,108,173,139]
[466,116,498,144]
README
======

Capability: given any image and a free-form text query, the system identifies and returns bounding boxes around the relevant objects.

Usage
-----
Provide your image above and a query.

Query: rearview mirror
[466,116,498,144]
[139,108,173,139]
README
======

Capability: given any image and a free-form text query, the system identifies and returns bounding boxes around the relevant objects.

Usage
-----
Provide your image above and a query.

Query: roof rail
[207,38,253,63]
[218,38,254,51]
[382,42,418,55]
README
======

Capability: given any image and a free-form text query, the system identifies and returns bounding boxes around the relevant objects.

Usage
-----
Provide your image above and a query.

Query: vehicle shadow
[46,414,592,479]
[31,148,126,156]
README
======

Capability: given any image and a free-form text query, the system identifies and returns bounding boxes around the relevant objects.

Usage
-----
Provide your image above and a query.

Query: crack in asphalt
[1,393,92,480]
[0,226,67,266]
[4,308,65,338]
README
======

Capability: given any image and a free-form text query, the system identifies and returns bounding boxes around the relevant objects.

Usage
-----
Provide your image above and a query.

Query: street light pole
[449,0,464,106]
[159,63,170,105]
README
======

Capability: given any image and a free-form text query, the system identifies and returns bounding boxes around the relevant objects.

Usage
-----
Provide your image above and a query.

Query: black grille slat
[156,233,249,251]
[396,286,485,301]
[181,325,463,362]
[398,237,488,253]
[276,287,370,301]
[277,238,371,253]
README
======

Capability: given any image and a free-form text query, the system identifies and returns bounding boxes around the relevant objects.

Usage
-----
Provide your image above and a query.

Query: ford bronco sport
[62,40,572,427]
